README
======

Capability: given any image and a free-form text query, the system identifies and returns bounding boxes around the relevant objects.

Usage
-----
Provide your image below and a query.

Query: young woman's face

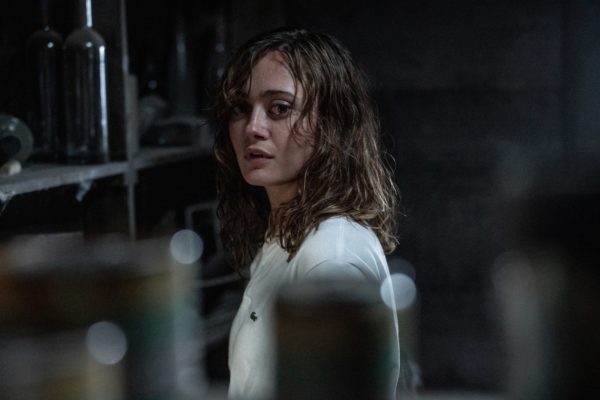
[228,51,314,208]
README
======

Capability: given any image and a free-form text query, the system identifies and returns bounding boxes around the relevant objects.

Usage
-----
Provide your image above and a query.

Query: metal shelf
[0,146,209,199]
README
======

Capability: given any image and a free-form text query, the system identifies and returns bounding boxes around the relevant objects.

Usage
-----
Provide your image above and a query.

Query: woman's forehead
[234,51,303,100]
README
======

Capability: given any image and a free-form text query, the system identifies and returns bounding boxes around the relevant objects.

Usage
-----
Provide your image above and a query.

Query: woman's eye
[230,103,249,118]
[269,102,291,117]
[231,105,244,114]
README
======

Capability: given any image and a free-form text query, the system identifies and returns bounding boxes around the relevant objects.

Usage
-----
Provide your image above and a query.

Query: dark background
[2,0,600,393]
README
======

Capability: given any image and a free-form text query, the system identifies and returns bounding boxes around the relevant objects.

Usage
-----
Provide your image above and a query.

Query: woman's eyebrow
[259,89,296,99]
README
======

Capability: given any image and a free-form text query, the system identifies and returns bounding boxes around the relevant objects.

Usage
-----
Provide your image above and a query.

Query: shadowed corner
[493,152,600,399]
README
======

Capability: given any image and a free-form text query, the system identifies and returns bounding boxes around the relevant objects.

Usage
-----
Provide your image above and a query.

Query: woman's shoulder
[290,216,386,281]
[306,215,379,246]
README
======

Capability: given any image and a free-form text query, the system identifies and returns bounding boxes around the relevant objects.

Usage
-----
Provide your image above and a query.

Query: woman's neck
[266,182,299,209]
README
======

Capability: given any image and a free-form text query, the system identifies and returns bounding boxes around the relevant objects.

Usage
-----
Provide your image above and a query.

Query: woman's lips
[244,147,274,160]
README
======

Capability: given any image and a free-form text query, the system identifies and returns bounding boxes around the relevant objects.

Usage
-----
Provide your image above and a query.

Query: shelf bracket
[76,180,93,202]
[0,190,15,216]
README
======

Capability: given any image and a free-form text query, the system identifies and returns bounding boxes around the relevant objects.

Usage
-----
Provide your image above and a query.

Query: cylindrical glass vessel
[63,0,109,164]
[26,0,63,162]
[275,280,398,400]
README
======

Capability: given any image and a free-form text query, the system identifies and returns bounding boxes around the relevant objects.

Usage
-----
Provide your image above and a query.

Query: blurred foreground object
[0,327,123,400]
[0,233,206,400]
[494,153,600,399]
[275,280,398,400]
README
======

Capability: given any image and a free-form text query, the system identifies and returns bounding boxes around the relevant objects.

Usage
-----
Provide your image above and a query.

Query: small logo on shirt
[250,312,258,322]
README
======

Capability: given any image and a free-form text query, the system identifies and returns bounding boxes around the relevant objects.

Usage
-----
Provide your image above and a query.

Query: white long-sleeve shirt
[228,216,400,400]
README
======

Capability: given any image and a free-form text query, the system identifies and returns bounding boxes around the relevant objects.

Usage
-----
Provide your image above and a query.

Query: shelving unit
[0,0,241,390]
[0,161,129,198]
[0,145,212,239]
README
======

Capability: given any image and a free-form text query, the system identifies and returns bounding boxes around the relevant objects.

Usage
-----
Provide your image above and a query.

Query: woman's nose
[244,108,269,139]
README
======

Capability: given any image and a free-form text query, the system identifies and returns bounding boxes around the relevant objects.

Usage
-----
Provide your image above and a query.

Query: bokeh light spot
[86,321,127,365]
[380,273,417,311]
[170,229,204,264]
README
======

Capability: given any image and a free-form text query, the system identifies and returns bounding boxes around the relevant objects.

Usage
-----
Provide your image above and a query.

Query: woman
[214,27,401,399]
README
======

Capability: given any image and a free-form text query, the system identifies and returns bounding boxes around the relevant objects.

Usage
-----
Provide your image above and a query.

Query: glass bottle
[63,0,109,164]
[198,12,228,113]
[166,1,196,117]
[26,0,63,162]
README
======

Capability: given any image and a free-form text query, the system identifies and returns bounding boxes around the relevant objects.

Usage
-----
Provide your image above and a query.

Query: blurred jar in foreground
[494,154,600,399]
[0,232,206,400]
[0,325,124,400]
[275,279,398,400]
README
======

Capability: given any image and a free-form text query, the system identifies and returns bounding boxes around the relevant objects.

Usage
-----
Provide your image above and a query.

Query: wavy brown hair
[214,27,399,271]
